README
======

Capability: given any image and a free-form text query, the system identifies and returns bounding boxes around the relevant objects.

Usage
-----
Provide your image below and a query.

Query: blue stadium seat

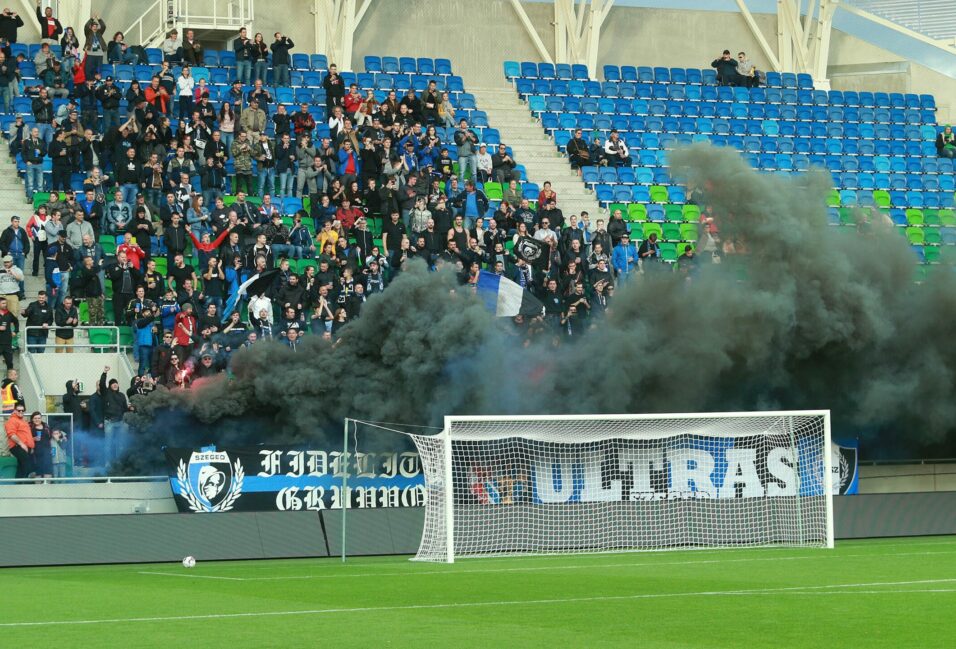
[520,61,538,78]
[621,65,637,82]
[436,58,453,75]
[571,64,589,80]
[603,65,620,81]
[417,58,435,75]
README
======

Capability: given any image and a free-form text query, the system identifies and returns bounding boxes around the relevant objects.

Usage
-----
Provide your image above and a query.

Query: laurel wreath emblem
[176,458,245,513]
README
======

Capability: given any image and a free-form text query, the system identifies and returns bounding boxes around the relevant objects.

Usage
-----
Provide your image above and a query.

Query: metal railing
[0,475,167,485]
[844,0,956,42]
[125,0,171,50]
[22,326,124,354]
[125,0,255,49]
[0,412,74,475]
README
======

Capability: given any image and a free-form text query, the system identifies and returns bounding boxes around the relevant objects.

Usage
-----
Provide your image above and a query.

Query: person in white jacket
[176,66,195,120]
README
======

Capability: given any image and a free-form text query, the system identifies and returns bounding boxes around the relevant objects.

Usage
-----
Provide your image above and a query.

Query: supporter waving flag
[221,268,279,322]
[475,270,544,318]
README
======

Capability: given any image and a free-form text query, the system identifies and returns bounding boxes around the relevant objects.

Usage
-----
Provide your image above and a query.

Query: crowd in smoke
[118,144,956,473]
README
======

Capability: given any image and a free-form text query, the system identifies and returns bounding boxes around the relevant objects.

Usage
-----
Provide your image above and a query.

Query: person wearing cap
[476,144,493,183]
[612,232,638,280]
[95,74,121,133]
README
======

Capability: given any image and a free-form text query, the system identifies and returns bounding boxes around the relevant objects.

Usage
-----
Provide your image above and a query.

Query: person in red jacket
[173,302,197,363]
[335,198,362,232]
[116,232,146,270]
[343,84,363,119]
[6,404,34,478]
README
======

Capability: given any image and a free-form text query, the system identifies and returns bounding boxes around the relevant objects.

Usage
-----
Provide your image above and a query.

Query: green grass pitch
[2,537,955,648]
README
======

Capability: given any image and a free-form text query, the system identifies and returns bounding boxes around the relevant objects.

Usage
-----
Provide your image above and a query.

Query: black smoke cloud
[120,144,956,473]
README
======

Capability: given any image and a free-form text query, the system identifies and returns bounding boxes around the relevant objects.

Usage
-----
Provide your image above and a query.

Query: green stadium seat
[826,190,840,207]
[664,205,683,222]
[679,223,699,241]
[297,258,318,273]
[662,223,681,241]
[659,242,678,262]
[642,222,662,240]
[78,301,89,325]
[153,257,168,274]
[32,192,50,210]
[626,204,647,222]
[923,210,940,227]
[682,204,701,222]
[924,229,942,245]
[924,246,941,263]
[905,209,924,226]
[649,186,669,203]
[100,240,117,255]
[89,327,117,351]
[484,182,503,200]
[838,208,855,226]
[873,190,890,209]
[608,203,628,218]
[905,226,924,245]
[118,327,134,348]
[939,209,956,227]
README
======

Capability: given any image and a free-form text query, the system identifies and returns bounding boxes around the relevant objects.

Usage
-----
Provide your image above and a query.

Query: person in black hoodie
[322,63,344,119]
[99,366,130,465]
[62,379,84,439]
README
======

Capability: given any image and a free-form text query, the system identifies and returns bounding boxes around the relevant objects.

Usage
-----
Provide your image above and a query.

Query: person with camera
[711,49,739,86]
[33,41,56,77]
[270,32,294,88]
[0,7,22,44]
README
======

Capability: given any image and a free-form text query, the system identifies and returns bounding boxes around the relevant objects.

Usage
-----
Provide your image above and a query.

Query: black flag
[513,235,547,266]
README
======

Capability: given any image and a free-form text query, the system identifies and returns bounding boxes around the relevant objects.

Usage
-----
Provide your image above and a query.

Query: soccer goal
[409,411,834,563]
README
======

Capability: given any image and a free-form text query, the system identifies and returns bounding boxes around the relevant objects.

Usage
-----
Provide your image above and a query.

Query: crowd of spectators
[0,6,656,402]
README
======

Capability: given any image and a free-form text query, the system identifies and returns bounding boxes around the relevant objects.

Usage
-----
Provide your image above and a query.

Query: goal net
[409,411,834,563]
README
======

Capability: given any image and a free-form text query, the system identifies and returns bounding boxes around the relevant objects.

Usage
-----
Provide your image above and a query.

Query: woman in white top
[176,66,195,120]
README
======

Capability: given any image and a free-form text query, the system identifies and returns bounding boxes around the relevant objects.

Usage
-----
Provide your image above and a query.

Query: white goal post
[409,411,834,563]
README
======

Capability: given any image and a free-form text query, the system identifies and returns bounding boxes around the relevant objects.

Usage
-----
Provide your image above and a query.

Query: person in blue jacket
[611,232,638,280]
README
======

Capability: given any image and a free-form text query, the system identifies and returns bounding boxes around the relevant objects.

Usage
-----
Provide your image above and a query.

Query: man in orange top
[6,404,34,478]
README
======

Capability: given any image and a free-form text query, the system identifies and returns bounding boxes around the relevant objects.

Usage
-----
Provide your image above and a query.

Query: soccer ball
[182,556,197,568]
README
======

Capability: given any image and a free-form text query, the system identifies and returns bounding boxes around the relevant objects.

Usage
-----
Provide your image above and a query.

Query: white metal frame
[313,0,375,72]
[439,410,835,562]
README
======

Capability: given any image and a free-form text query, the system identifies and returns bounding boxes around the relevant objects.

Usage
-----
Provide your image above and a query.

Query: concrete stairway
[0,153,44,300]
[469,85,602,220]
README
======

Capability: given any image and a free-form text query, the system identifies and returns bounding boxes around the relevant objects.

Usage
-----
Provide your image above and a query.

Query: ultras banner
[165,446,425,513]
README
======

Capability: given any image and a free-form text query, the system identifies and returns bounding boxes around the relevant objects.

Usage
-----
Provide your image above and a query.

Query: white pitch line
[3,578,955,628]
[134,549,956,582]
[137,571,245,581]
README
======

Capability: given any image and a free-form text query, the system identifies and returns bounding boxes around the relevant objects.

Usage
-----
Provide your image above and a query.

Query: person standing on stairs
[0,216,29,299]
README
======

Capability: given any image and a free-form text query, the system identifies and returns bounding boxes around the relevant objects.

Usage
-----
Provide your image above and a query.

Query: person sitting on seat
[936,125,955,159]
[711,49,738,86]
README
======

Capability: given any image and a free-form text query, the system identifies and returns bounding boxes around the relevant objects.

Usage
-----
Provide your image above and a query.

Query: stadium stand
[504,59,955,270]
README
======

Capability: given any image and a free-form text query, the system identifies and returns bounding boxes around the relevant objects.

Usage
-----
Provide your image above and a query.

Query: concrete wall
[50,1,955,121]
[0,480,177,516]
[858,463,956,494]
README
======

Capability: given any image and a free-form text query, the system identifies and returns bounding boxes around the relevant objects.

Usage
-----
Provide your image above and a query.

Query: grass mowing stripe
[3,578,955,628]
[129,549,956,582]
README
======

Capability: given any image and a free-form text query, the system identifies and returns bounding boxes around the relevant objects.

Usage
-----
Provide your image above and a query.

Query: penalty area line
[4,578,956,628]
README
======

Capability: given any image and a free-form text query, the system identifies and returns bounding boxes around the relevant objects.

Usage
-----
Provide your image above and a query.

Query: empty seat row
[364,56,453,76]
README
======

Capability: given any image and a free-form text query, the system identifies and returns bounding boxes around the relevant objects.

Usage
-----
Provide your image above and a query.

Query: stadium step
[469,84,602,218]
[0,154,46,300]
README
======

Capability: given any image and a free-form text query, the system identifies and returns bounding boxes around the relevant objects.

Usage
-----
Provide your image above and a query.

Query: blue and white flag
[475,270,544,318]
[221,268,279,322]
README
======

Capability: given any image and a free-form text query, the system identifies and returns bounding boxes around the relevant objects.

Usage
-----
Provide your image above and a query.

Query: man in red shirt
[116,232,146,270]
[173,302,197,363]
[335,198,362,232]
[343,84,363,119]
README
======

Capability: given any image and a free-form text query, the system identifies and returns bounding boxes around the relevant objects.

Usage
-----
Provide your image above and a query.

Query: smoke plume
[120,144,956,472]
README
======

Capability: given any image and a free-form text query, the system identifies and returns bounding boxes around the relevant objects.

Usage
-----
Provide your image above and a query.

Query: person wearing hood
[99,365,130,465]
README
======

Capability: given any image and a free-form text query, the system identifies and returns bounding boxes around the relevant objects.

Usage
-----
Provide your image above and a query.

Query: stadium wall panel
[0,496,954,566]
